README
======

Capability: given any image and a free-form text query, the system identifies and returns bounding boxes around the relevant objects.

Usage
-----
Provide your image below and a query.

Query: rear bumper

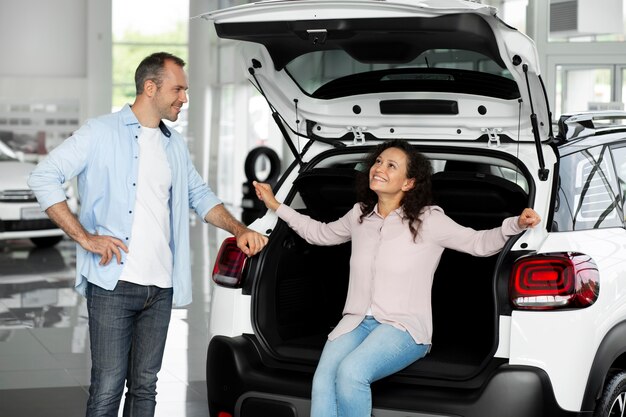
[207,335,589,417]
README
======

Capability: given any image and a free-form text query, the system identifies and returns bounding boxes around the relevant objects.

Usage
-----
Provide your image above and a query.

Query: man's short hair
[135,52,186,95]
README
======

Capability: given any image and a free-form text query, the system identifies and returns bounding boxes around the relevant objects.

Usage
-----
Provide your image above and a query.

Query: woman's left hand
[518,208,541,229]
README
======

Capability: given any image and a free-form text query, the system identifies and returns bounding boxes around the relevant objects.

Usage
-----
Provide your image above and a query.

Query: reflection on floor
[0,224,215,417]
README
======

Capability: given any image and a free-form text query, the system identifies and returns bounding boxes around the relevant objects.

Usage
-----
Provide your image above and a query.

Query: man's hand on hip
[43,201,129,266]
[81,233,129,266]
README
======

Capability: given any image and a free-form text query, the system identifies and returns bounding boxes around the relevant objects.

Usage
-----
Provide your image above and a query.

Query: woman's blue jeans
[85,281,173,417]
[311,316,430,417]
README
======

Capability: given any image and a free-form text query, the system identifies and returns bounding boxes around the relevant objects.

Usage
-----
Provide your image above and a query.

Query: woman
[253,139,540,417]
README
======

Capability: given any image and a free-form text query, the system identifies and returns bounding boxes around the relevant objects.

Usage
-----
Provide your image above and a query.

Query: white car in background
[0,140,76,247]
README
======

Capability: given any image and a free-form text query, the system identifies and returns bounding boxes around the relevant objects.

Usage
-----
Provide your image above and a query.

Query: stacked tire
[241,146,281,225]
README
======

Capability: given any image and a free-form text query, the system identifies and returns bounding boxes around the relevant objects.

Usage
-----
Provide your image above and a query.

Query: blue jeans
[85,281,173,417]
[311,316,430,417]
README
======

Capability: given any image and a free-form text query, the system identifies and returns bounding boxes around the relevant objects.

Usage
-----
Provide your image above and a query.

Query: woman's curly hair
[356,140,433,241]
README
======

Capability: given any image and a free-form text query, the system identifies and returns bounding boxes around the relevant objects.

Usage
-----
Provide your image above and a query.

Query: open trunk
[253,156,528,380]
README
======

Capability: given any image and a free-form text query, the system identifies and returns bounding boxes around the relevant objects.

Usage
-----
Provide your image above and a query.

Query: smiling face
[368,147,416,200]
[153,59,188,122]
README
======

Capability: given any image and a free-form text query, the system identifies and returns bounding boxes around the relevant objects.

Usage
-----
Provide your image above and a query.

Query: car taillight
[510,252,599,310]
[212,237,247,288]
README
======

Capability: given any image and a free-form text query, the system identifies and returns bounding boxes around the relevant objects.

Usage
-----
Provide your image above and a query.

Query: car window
[285,48,518,100]
[609,145,626,214]
[553,145,623,231]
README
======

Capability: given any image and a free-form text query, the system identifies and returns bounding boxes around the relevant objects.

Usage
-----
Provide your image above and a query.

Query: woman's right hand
[253,181,281,211]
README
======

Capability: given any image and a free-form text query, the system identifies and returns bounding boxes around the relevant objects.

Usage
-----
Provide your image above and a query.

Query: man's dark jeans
[85,281,173,417]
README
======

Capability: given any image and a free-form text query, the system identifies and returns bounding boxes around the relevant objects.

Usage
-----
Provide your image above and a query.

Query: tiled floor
[0,220,220,417]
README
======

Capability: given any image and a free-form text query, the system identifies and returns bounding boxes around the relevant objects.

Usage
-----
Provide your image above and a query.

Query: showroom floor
[0,219,223,417]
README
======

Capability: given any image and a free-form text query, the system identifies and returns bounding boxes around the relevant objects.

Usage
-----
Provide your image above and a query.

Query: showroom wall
[0,0,111,157]
[0,0,112,116]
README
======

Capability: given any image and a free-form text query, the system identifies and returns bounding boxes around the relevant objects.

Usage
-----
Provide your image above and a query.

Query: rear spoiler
[557,111,626,142]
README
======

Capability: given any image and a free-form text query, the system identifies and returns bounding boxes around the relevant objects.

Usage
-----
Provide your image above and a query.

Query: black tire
[594,370,626,417]
[243,146,281,184]
[30,235,63,248]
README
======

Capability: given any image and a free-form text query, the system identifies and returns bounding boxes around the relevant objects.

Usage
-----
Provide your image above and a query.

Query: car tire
[594,370,626,417]
[30,236,64,248]
[244,146,281,184]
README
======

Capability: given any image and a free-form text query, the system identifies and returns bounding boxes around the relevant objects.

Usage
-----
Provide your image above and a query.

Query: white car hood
[0,161,36,190]
[201,0,551,145]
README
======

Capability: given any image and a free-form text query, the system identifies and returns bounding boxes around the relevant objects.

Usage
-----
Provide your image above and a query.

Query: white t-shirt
[119,126,173,288]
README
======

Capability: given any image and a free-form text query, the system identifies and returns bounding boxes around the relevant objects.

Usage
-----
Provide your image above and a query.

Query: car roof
[557,111,626,142]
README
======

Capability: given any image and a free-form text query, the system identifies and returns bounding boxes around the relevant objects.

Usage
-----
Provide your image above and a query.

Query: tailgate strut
[248,62,303,167]
[271,112,303,167]
[247,60,344,168]
[522,64,550,181]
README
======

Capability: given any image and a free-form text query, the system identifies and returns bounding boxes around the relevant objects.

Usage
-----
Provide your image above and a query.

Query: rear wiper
[522,63,550,181]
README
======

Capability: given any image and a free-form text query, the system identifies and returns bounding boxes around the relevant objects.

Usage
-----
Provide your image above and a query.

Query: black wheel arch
[582,320,626,411]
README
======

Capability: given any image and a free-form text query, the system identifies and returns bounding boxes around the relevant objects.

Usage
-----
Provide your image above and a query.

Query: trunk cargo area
[253,163,528,380]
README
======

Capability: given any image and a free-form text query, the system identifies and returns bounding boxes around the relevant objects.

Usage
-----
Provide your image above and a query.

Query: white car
[0,140,76,247]
[202,1,626,416]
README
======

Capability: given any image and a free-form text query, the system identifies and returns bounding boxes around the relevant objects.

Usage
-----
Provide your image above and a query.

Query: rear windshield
[285,48,519,100]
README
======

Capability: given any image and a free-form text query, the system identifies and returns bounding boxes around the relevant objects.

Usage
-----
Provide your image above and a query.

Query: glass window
[285,49,517,100]
[218,84,237,206]
[111,0,189,112]
[555,66,613,115]
[610,145,626,214]
[217,84,283,208]
[553,145,623,231]
[623,68,626,108]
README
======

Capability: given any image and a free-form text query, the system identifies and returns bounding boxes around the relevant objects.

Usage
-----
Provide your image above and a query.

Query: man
[28,52,268,417]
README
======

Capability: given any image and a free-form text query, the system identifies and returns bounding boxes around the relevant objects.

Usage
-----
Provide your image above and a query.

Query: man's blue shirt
[28,104,221,306]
